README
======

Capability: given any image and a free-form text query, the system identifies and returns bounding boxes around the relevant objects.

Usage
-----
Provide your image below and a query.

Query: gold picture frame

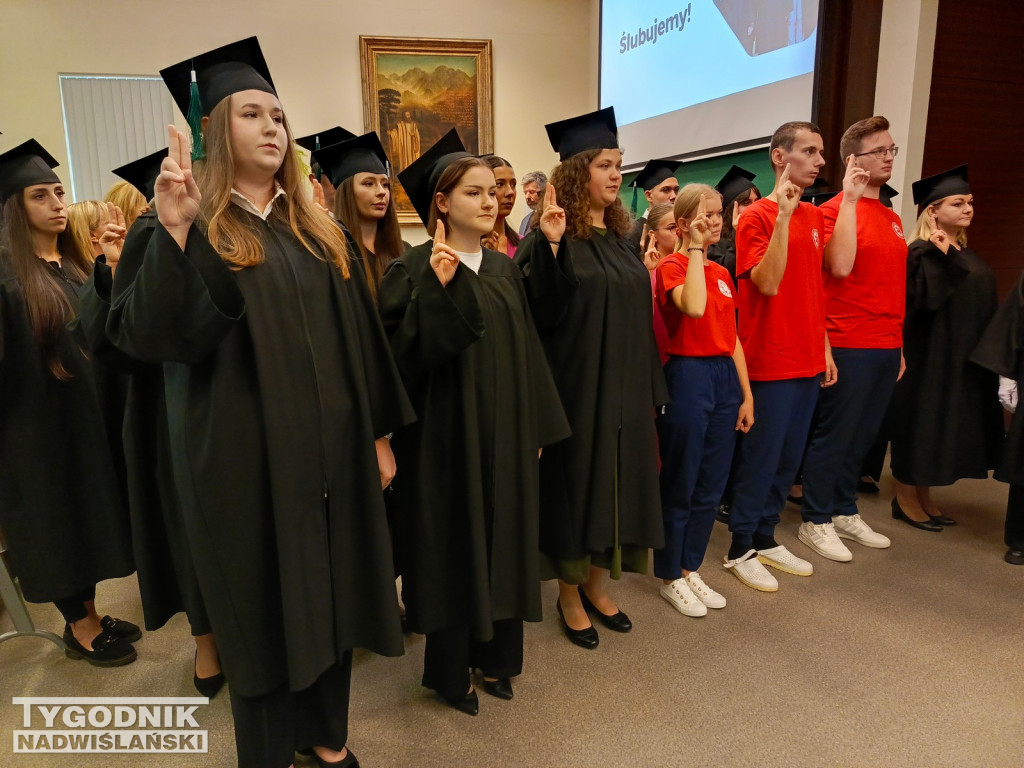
[359,35,494,223]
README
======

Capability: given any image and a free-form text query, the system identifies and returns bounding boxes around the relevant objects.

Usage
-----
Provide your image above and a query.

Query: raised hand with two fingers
[538,183,565,245]
[842,155,872,202]
[927,210,950,254]
[97,202,127,274]
[155,125,202,248]
[776,163,801,217]
[429,221,460,287]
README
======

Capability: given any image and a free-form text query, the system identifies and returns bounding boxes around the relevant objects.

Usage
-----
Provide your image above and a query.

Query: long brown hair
[481,155,520,247]
[426,155,491,237]
[545,148,631,240]
[333,174,403,299]
[1,192,92,379]
[193,97,350,277]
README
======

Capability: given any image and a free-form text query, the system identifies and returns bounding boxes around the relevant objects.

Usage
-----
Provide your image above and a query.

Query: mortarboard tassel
[630,185,638,216]
[187,67,205,162]
[314,136,322,182]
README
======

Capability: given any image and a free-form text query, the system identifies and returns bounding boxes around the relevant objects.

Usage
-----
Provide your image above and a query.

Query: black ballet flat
[578,587,632,633]
[1005,548,1024,565]
[891,498,943,532]
[63,625,137,667]
[716,504,731,524]
[926,512,957,526]
[482,677,513,700]
[555,599,598,649]
[787,494,803,506]
[100,615,142,643]
[193,651,225,699]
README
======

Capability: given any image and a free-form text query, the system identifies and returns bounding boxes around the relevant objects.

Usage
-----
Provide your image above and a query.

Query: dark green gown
[515,228,668,582]
[379,243,570,639]
[105,212,415,698]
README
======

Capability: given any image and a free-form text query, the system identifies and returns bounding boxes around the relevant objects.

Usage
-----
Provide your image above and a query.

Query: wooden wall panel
[923,0,1024,296]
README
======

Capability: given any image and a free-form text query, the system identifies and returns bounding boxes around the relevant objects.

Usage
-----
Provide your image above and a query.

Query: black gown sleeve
[971,272,1024,379]
[378,248,484,385]
[74,258,146,373]
[907,240,972,312]
[513,230,579,329]
[107,221,245,364]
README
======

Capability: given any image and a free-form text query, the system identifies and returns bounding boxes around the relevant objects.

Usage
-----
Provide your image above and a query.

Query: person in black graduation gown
[625,158,681,257]
[378,130,569,714]
[78,148,224,697]
[889,166,1003,528]
[312,130,407,300]
[707,164,761,283]
[105,38,415,768]
[514,107,668,650]
[0,139,138,666]
[970,271,1024,563]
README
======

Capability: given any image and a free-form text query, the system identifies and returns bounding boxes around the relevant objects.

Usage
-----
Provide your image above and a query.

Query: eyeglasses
[853,146,899,159]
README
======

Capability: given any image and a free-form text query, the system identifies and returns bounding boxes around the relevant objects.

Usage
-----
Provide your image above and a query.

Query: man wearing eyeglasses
[797,115,908,563]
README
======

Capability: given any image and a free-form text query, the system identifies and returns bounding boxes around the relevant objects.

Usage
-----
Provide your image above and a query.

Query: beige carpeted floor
[2,473,1022,768]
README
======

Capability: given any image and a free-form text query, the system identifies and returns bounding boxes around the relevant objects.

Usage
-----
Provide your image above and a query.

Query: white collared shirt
[455,248,484,274]
[230,184,286,220]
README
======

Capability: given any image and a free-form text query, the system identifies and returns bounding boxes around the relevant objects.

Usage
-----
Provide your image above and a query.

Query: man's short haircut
[521,170,547,189]
[839,116,891,161]
[769,121,823,154]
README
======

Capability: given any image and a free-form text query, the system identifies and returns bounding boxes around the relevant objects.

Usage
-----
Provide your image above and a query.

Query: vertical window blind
[59,75,174,202]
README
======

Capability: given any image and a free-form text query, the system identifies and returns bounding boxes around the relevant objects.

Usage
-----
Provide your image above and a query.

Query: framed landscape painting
[359,36,493,223]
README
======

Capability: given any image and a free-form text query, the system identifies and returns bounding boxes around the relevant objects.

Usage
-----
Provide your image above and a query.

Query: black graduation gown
[971,271,1024,485]
[707,237,738,283]
[105,212,415,698]
[0,260,134,603]
[514,229,668,566]
[378,244,570,640]
[889,240,1003,486]
[77,215,210,634]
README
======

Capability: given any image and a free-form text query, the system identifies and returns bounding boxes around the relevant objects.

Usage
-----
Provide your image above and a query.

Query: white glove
[998,376,1018,413]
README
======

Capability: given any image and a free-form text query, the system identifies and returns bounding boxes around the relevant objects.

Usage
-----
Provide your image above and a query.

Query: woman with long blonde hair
[515,107,667,650]
[66,199,109,261]
[104,38,414,768]
[888,165,1002,530]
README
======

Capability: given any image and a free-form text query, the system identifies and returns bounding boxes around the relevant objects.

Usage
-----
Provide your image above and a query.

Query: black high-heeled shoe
[193,650,225,698]
[439,688,479,716]
[577,586,632,633]
[891,498,943,532]
[311,747,359,767]
[555,599,598,649]
[482,677,513,700]
[926,511,957,526]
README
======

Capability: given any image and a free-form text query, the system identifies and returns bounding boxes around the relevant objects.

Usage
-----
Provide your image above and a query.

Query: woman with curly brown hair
[515,107,667,650]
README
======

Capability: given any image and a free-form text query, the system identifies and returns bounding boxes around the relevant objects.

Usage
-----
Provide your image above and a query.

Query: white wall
[874,0,940,228]
[0,0,598,240]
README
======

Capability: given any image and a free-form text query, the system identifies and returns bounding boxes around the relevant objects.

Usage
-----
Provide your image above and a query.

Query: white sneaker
[684,572,726,608]
[797,522,853,562]
[660,578,708,617]
[723,550,778,592]
[757,544,815,575]
[833,513,891,548]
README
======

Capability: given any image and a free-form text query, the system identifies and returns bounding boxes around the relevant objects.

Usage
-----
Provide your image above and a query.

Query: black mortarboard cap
[112,148,167,201]
[312,132,389,188]
[879,183,899,209]
[715,165,758,209]
[545,107,618,162]
[160,36,276,118]
[630,158,682,191]
[912,165,969,207]
[800,178,838,206]
[0,139,61,203]
[295,126,357,153]
[397,128,470,226]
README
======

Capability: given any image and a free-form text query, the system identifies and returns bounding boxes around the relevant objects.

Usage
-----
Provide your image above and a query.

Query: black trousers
[422,619,524,701]
[1006,484,1024,550]
[228,655,352,768]
[53,585,96,623]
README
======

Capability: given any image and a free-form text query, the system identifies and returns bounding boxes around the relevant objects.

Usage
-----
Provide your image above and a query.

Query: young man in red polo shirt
[724,121,840,592]
[798,116,906,561]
